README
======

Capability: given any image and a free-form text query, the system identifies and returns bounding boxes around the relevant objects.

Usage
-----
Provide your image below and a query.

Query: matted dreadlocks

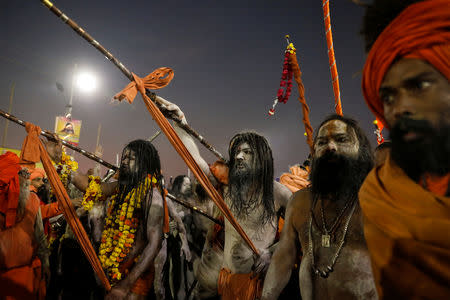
[116,139,162,210]
[360,0,423,52]
[227,132,275,225]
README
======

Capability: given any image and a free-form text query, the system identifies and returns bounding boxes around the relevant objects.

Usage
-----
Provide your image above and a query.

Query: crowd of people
[0,0,449,299]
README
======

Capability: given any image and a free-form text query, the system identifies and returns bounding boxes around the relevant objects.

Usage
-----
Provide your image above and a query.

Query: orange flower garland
[98,175,157,284]
[82,175,105,210]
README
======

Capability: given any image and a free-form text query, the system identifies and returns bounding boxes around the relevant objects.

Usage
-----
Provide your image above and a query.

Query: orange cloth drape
[359,154,450,299]
[0,188,45,300]
[217,268,262,300]
[19,123,111,291]
[114,68,258,255]
[288,51,314,153]
[279,166,310,193]
[362,0,450,128]
[0,152,21,228]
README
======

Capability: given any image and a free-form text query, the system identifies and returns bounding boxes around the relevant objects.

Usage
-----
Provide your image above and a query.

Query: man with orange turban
[360,0,450,298]
[0,152,49,300]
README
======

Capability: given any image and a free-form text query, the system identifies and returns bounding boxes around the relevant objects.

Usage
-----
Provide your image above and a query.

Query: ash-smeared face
[233,142,254,176]
[120,148,137,176]
[180,177,192,197]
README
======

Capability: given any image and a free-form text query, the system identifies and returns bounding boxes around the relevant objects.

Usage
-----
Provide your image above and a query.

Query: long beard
[228,164,261,219]
[18,176,30,218]
[390,117,450,181]
[310,151,371,201]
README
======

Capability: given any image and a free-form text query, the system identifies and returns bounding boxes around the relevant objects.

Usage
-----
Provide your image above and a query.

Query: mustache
[391,117,434,138]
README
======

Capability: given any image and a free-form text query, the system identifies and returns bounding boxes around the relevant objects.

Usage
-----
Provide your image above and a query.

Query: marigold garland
[82,175,104,211]
[98,175,157,285]
[54,151,78,188]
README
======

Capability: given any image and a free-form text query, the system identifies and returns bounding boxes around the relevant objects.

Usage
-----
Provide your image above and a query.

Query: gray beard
[18,176,30,219]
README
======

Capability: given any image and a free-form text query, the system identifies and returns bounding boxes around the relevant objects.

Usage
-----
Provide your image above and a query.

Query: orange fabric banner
[19,123,111,291]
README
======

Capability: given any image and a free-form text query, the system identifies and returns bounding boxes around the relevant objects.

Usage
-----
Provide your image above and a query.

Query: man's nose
[326,141,338,152]
[236,151,244,160]
[391,92,415,122]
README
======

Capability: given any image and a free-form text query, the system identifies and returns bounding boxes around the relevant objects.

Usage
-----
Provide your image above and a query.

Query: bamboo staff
[166,193,223,226]
[323,0,343,115]
[40,0,225,162]
[0,108,118,171]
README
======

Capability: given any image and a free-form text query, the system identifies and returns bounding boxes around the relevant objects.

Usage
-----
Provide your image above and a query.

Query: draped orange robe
[359,154,450,299]
[0,192,45,300]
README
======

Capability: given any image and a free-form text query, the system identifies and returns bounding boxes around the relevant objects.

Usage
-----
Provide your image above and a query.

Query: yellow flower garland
[54,151,78,188]
[82,176,104,211]
[98,175,157,284]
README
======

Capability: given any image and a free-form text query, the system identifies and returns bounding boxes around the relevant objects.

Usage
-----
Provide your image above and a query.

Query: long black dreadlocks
[116,139,162,210]
[227,132,275,225]
[360,0,423,52]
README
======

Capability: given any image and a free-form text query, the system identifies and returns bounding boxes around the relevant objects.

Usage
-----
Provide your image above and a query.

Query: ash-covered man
[159,97,292,300]
[47,139,169,300]
[262,114,377,300]
[359,0,450,298]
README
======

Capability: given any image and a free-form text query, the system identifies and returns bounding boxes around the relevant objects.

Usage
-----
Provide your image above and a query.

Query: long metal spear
[40,0,225,162]
[0,108,118,171]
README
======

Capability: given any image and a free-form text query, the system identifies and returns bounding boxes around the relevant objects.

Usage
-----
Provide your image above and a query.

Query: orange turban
[30,168,46,181]
[0,152,21,228]
[362,0,450,128]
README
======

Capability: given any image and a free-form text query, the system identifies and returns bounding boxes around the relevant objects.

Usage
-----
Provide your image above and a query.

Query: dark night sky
[1,0,374,179]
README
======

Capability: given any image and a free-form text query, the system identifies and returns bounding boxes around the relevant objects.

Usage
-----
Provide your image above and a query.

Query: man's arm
[157,96,218,186]
[274,180,293,211]
[261,197,300,300]
[166,198,192,261]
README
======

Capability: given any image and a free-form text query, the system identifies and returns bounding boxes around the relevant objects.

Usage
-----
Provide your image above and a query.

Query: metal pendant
[321,234,331,247]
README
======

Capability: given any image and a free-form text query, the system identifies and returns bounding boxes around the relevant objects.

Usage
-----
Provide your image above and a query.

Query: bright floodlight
[76,72,96,93]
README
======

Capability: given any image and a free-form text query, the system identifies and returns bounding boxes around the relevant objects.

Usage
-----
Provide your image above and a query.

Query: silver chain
[309,198,357,278]
[320,197,353,235]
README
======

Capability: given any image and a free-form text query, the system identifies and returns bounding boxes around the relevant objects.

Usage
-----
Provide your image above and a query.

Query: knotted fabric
[362,0,450,128]
[0,152,21,228]
[113,68,174,104]
[359,154,450,298]
[19,122,111,291]
[114,69,258,255]
[279,165,310,193]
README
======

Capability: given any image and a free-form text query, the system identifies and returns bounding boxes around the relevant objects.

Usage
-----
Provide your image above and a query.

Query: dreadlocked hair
[116,139,162,211]
[227,132,275,225]
[360,0,424,52]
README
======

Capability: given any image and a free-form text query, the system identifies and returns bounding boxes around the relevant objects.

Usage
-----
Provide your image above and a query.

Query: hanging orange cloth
[114,68,258,255]
[362,0,450,128]
[18,123,111,291]
[217,268,262,300]
[359,154,450,299]
[279,165,310,193]
[288,48,314,153]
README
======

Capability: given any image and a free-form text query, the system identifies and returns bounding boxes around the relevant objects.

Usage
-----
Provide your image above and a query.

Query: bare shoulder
[273,181,293,210]
[101,181,118,197]
[287,188,312,227]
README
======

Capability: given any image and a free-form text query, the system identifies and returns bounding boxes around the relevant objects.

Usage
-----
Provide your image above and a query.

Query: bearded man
[0,152,49,300]
[359,0,450,298]
[262,114,377,300]
[159,97,292,300]
[48,139,168,299]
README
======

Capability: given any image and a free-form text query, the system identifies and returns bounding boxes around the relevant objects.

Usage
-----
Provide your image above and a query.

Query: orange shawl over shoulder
[359,154,450,299]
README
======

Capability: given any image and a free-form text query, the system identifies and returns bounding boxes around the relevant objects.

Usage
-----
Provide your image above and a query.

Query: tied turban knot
[362,0,450,128]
